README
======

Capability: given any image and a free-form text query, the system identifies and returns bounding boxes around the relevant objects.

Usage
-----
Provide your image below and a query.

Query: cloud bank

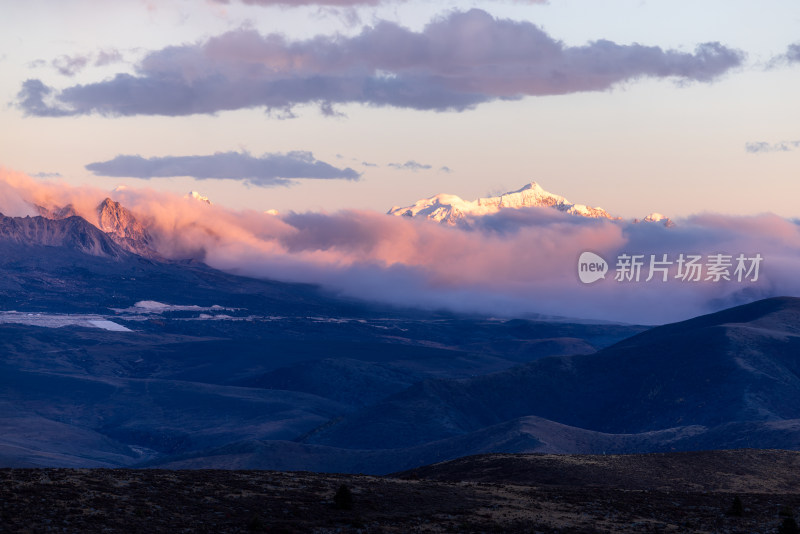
[213,0,383,5]
[2,168,797,325]
[17,9,742,117]
[211,0,549,6]
[85,151,360,185]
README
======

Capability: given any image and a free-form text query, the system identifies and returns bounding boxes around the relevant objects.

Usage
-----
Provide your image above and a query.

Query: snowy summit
[640,212,676,227]
[186,191,212,205]
[388,182,617,225]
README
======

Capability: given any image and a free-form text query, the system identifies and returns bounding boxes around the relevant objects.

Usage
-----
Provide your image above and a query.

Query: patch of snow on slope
[0,312,131,332]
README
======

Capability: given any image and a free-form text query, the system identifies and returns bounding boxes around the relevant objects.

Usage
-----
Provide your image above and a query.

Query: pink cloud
[2,168,797,324]
[210,0,548,6]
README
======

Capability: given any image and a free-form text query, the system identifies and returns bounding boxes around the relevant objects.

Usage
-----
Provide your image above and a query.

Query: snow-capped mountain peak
[640,212,675,227]
[478,181,567,209]
[388,181,616,224]
[186,191,212,205]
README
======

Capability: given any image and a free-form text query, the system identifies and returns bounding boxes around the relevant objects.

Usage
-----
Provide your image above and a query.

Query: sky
[1,0,799,219]
[1,1,799,324]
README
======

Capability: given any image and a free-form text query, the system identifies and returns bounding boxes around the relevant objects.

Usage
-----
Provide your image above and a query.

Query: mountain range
[34,196,156,258]
[129,296,800,473]
[0,205,646,470]
[388,181,674,226]
[0,195,796,473]
[21,182,670,262]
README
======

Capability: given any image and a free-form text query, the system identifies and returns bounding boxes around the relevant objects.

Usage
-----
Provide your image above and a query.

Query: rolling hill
[304,297,800,454]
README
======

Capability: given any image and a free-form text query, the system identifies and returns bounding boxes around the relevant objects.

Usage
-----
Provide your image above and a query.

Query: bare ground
[2,450,800,533]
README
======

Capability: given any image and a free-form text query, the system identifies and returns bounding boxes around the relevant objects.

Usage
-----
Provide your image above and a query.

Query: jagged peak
[0,211,126,259]
[30,197,159,258]
[36,203,78,220]
[98,198,135,232]
[96,197,157,257]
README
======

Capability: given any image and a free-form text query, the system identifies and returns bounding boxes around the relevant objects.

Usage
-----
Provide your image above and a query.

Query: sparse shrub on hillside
[334,484,354,510]
[247,514,265,532]
[727,495,744,517]
[779,515,800,534]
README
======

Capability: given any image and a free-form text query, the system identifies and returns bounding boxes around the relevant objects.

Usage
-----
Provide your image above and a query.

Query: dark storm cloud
[85,151,361,186]
[17,9,743,118]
